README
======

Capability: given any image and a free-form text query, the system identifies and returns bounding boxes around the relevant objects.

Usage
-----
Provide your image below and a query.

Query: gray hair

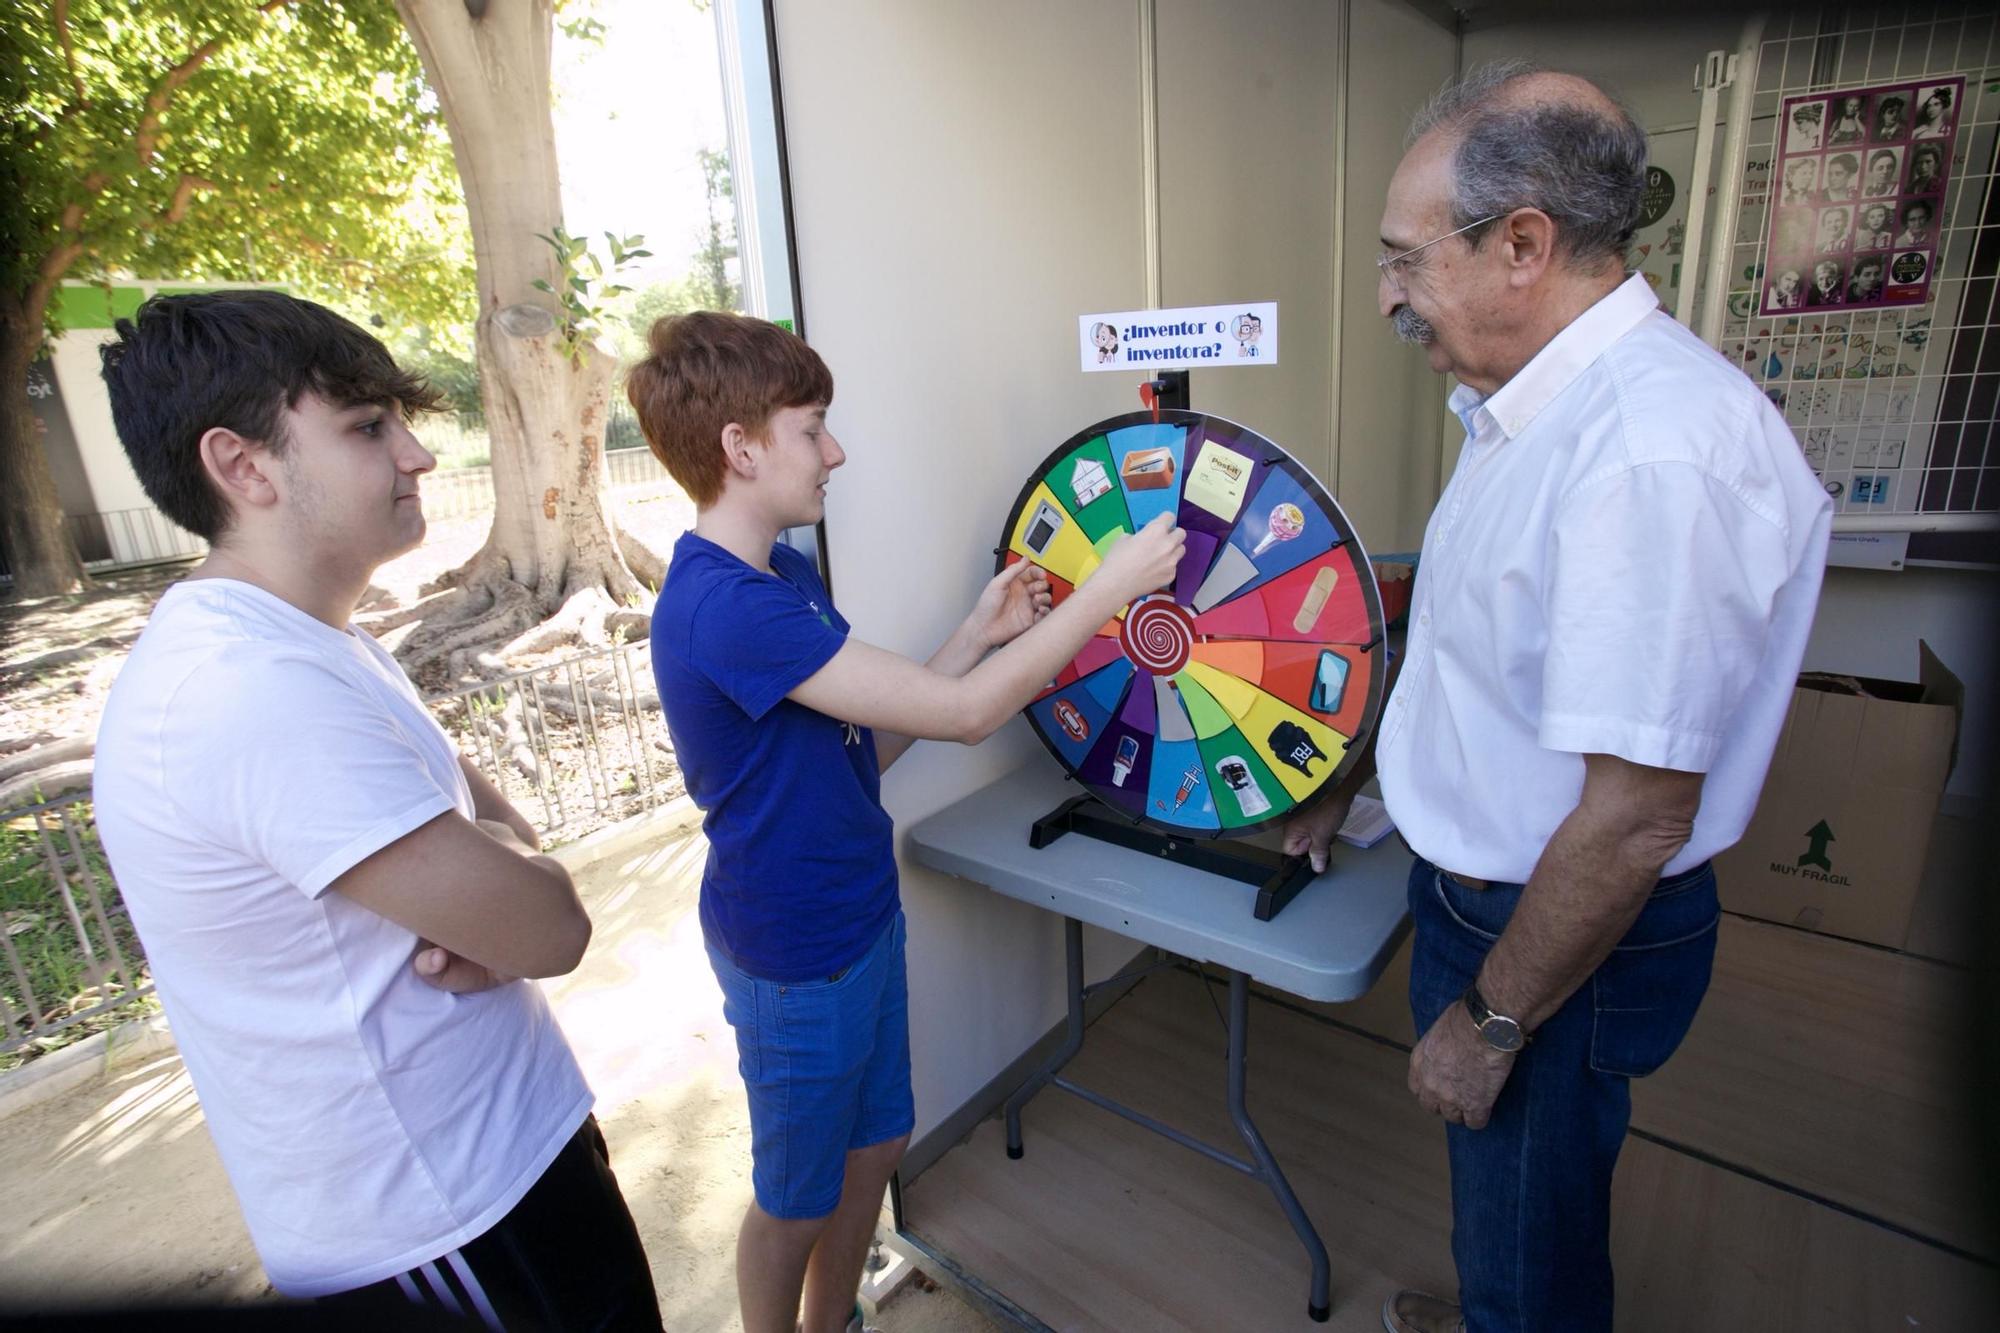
[1407,60,1648,267]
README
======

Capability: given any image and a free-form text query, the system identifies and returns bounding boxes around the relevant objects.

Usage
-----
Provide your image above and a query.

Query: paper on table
[1335,794,1396,850]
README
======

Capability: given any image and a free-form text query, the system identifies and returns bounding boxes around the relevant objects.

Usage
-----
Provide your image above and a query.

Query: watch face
[1481,1016,1526,1053]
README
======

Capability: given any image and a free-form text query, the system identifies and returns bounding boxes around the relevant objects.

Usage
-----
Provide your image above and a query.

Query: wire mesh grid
[1716,7,1999,526]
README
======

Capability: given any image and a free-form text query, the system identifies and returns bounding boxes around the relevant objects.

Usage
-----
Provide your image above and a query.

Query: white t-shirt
[94,579,591,1297]
[1376,274,1833,883]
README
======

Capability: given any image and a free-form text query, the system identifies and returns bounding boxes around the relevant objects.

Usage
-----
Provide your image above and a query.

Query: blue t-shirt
[651,531,898,981]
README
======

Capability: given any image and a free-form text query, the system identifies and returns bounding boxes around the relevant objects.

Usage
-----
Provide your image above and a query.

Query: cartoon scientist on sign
[1232,312,1264,358]
[1092,321,1120,364]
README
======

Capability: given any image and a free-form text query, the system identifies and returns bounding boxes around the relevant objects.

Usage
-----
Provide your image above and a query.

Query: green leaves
[604,231,651,268]
[10,0,474,339]
[532,223,649,365]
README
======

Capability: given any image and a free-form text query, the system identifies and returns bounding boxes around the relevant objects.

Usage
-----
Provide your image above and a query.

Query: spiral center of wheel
[1119,597,1195,677]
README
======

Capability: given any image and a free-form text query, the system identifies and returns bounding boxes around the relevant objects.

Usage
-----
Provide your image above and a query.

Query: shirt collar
[1475,272,1661,440]
[1446,381,1487,442]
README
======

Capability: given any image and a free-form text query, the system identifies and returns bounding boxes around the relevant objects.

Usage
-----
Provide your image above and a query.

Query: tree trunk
[0,298,87,598]
[390,0,654,681]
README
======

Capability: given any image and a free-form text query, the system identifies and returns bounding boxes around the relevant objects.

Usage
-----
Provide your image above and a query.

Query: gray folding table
[904,763,1413,1323]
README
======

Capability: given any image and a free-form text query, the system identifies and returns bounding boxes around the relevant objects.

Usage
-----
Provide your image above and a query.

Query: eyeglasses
[1377,214,1502,284]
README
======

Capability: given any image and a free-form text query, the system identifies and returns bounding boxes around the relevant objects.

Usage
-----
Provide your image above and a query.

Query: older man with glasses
[1284,61,1832,1333]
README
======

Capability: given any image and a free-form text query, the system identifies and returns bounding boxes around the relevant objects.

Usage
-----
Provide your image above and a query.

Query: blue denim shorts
[705,911,915,1219]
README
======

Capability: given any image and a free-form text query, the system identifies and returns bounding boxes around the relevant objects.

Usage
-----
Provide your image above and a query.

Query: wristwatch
[1461,980,1528,1053]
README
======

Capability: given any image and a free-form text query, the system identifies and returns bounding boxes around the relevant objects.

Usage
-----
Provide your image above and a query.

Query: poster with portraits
[1762,76,1962,316]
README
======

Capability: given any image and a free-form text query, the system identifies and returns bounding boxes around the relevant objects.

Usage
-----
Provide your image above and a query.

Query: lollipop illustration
[1253,501,1305,556]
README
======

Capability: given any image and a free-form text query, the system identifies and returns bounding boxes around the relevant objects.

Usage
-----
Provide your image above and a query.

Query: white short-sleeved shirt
[1376,274,1833,883]
[93,579,591,1297]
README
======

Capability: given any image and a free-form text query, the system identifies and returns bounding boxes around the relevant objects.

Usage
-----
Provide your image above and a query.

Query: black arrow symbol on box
[1797,820,1835,872]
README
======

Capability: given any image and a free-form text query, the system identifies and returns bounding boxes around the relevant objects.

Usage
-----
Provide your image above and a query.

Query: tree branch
[148,173,218,227]
[134,37,222,169]
[55,175,108,236]
[21,241,84,359]
[53,0,86,108]
[134,0,296,169]
[35,241,83,292]
[26,173,109,322]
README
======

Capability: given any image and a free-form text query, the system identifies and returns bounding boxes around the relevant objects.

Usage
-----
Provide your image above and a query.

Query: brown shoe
[1381,1290,1465,1333]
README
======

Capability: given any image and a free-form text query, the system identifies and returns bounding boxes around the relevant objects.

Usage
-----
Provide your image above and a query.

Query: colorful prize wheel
[999,410,1386,838]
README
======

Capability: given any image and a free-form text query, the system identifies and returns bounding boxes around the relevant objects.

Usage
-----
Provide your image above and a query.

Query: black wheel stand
[1029,794,1318,921]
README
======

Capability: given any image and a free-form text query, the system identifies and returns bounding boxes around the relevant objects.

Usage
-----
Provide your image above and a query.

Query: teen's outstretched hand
[1093,512,1186,605]
[969,559,1054,649]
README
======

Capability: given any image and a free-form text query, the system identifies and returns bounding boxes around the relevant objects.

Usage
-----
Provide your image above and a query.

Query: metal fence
[67,508,209,571]
[0,509,210,584]
[0,792,151,1064]
[408,397,663,523]
[417,446,672,523]
[429,638,678,839]
[0,638,678,1065]
[608,447,672,492]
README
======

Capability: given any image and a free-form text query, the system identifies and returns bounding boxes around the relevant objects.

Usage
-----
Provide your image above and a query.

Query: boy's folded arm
[328,812,591,978]
[458,753,541,849]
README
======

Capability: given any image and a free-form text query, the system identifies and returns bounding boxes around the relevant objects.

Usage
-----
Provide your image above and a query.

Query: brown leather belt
[1441,869,1493,892]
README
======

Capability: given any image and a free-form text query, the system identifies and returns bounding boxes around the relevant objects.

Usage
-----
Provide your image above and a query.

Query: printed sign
[1762,76,1961,316]
[1637,165,1677,229]
[1079,301,1279,373]
[1635,127,1696,308]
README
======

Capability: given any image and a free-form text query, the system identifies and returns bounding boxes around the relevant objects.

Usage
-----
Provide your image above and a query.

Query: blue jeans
[1407,857,1720,1333]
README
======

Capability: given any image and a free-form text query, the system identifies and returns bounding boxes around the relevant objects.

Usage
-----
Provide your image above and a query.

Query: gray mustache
[1392,306,1437,344]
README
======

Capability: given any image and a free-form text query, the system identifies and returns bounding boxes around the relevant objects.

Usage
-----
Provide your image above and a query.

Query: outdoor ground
[0,822,996,1331]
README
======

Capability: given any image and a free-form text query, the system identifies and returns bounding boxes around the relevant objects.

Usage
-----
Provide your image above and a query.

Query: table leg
[1228,968,1332,1323]
[1004,916,1085,1159]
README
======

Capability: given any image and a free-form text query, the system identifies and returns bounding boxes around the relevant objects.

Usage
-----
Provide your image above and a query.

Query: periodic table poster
[1761,76,1963,316]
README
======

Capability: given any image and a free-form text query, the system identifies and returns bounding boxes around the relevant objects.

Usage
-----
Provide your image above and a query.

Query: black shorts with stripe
[319,1115,661,1332]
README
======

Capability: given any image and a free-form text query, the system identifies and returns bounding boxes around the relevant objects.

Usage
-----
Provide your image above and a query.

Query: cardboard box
[1120,447,1176,490]
[1714,642,1962,949]
[1370,556,1416,628]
